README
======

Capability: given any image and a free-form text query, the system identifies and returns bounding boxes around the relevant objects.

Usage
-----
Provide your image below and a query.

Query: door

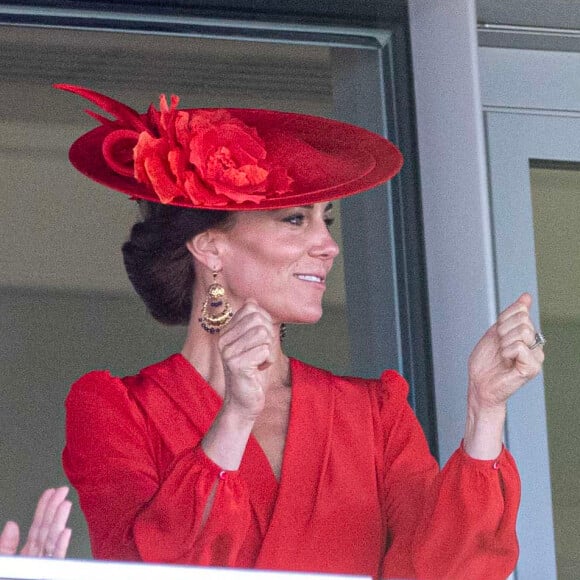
[485,113,580,579]
[481,43,580,579]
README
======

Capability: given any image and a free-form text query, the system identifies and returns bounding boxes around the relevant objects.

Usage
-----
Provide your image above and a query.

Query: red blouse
[63,354,520,579]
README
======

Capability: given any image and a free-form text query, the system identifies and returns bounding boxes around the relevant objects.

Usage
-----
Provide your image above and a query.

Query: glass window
[530,163,580,580]
[0,19,424,561]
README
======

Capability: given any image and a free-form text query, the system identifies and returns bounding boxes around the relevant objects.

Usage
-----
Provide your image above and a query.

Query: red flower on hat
[133,95,293,206]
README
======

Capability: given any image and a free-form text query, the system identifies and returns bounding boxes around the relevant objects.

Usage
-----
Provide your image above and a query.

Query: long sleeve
[63,370,252,564]
[378,370,520,580]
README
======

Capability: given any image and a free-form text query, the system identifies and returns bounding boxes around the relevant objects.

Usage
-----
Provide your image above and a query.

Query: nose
[309,220,340,260]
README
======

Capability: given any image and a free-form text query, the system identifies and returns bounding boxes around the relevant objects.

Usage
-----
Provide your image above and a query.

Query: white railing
[0,557,370,580]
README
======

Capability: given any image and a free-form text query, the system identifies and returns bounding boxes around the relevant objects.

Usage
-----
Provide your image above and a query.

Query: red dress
[63,354,520,579]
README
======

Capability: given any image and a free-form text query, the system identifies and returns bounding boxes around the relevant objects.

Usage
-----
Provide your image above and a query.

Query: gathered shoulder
[69,354,185,397]
[377,369,410,405]
[290,358,410,408]
[68,368,124,401]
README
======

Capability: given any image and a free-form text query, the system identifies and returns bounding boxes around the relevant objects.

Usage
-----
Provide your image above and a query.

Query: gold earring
[199,271,233,334]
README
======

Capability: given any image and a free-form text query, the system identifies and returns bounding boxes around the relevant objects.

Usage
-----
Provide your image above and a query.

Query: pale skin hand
[201,299,282,471]
[0,487,72,558]
[219,300,278,419]
[464,293,545,459]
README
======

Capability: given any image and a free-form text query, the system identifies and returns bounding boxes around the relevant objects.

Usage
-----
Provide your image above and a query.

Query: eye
[324,216,335,229]
[282,213,305,226]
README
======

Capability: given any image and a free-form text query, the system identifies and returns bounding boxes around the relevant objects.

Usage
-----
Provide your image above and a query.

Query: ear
[186,230,222,271]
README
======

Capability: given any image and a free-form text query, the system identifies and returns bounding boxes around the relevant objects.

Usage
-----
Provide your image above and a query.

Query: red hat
[55,84,403,211]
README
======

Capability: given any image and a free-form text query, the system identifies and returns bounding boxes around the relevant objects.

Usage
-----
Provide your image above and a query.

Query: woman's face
[216,202,339,324]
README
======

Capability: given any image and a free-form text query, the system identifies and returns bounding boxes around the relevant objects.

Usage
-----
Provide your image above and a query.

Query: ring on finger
[528,331,546,350]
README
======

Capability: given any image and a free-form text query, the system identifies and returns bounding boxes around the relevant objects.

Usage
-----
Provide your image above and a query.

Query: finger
[47,487,70,511]
[499,322,536,350]
[236,298,271,319]
[20,488,56,556]
[498,296,531,327]
[37,487,70,551]
[43,498,72,559]
[52,527,72,559]
[0,521,20,555]
[516,292,533,309]
[501,339,544,376]
[225,343,274,374]
[234,300,273,327]
[497,320,538,358]
[221,323,274,357]
[218,313,274,350]
[219,311,275,351]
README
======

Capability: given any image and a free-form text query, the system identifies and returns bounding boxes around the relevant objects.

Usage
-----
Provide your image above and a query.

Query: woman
[55,84,545,579]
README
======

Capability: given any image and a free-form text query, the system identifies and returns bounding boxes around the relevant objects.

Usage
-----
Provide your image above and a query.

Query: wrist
[467,377,507,418]
[464,388,507,460]
[202,406,255,470]
[218,403,259,429]
[221,396,263,423]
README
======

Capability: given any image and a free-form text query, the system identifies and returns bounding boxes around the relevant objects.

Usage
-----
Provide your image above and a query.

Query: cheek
[229,240,296,271]
[223,252,293,300]
[220,229,303,288]
[222,251,270,291]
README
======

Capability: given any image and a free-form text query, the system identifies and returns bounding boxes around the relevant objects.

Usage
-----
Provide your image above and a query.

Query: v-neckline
[174,353,296,486]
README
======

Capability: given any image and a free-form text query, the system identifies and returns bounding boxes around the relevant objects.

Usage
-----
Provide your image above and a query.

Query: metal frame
[408,0,495,466]
[0,4,387,46]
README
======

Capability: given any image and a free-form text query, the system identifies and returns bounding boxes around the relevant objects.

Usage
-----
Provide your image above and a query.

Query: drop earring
[199,271,233,334]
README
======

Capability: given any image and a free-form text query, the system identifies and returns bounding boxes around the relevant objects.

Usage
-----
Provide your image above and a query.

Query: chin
[284,308,324,325]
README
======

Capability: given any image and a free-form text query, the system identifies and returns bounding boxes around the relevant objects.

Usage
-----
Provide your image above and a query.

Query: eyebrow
[298,203,334,211]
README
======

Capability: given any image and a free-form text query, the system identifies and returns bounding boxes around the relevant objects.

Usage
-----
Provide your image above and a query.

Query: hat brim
[69,108,403,211]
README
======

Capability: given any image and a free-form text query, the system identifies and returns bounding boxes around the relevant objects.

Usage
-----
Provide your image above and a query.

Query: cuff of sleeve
[458,439,506,470]
[192,444,239,480]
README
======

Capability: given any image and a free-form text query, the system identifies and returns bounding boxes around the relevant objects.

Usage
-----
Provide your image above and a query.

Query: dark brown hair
[122,201,233,325]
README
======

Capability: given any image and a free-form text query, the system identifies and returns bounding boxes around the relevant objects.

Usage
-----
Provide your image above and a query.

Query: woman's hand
[464,293,545,458]
[468,292,544,410]
[217,300,278,420]
[0,487,72,558]
[201,300,279,471]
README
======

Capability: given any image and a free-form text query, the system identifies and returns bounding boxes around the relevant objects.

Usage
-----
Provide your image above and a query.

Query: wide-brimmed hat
[55,84,403,211]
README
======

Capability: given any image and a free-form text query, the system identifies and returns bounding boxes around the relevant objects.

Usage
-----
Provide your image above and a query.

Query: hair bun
[122,203,231,325]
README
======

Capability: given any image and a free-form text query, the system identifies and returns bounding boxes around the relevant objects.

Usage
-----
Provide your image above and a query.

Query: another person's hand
[467,292,544,411]
[0,487,72,558]
[218,299,277,420]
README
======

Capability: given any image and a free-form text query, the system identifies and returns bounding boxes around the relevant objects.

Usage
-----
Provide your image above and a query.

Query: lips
[295,274,325,283]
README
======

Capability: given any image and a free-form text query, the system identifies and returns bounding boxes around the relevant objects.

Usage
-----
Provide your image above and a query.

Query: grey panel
[408,0,498,466]
[479,47,580,112]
